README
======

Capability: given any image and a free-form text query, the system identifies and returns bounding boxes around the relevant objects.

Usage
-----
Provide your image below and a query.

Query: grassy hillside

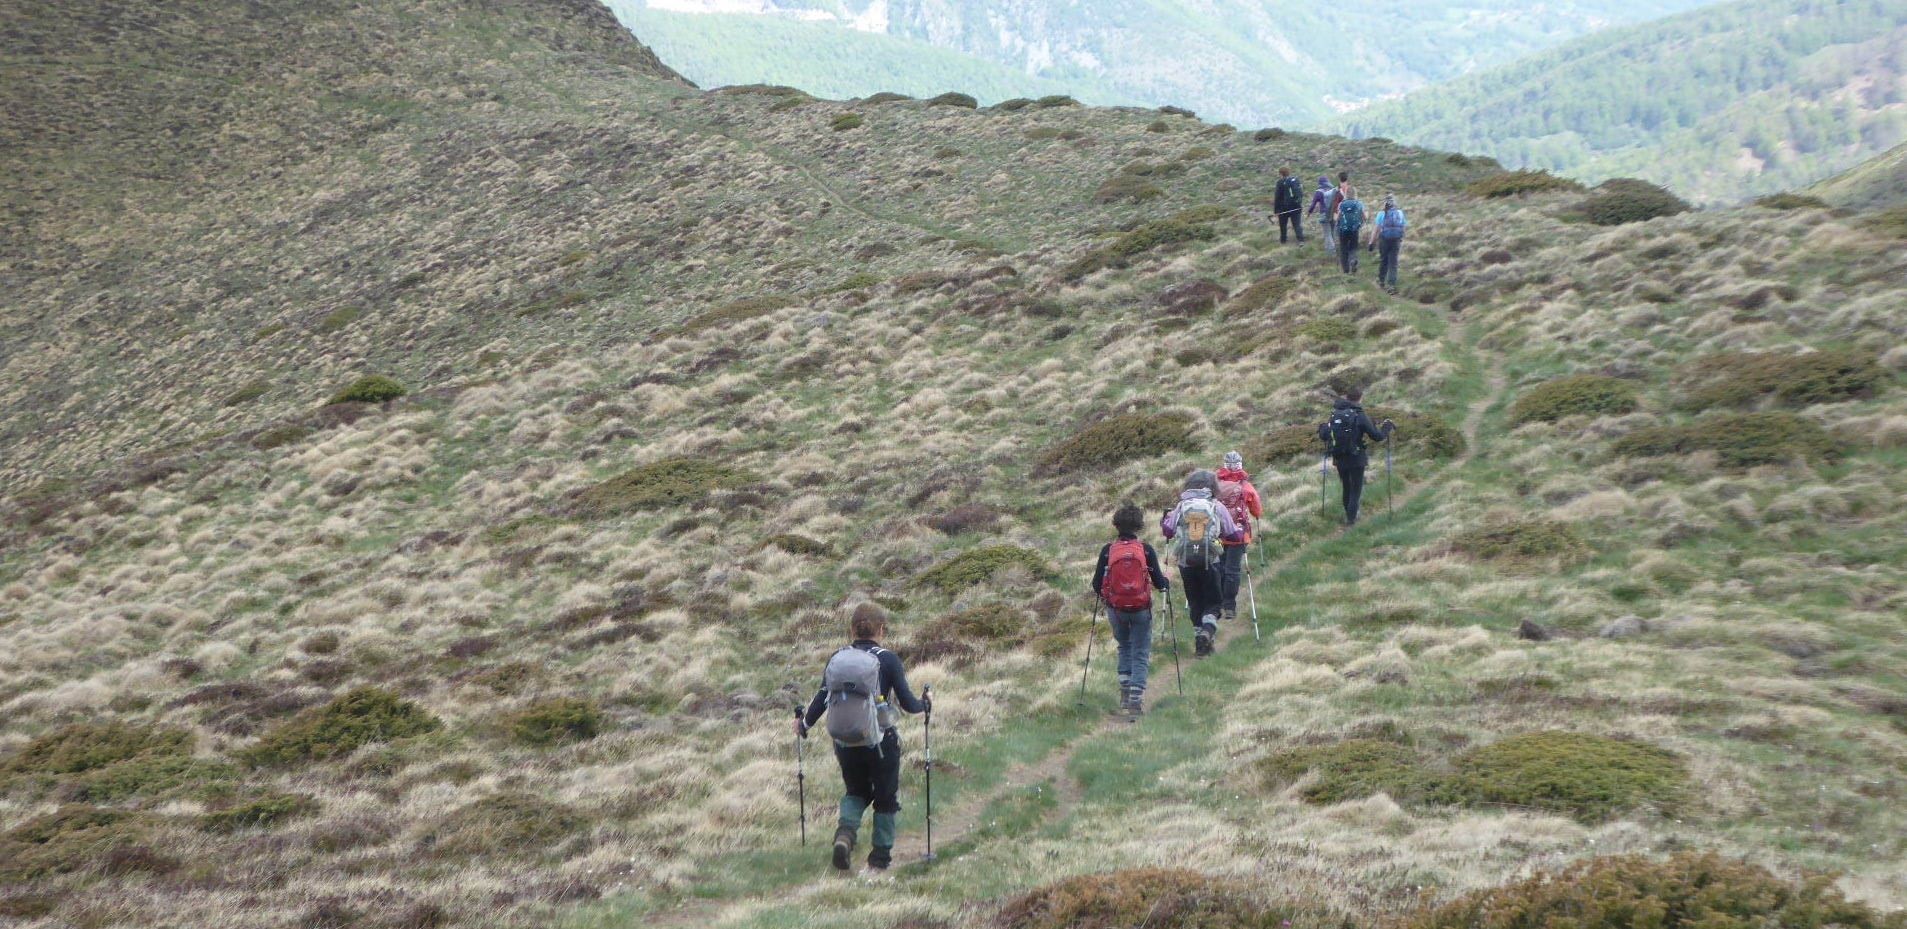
[1336,0,1907,203]
[5,1,1907,928]
[1809,140,1907,208]
[603,0,1722,126]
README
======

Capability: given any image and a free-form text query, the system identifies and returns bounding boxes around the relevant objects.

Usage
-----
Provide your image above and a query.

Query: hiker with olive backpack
[1089,503,1171,714]
[1161,470,1243,658]
[795,602,929,875]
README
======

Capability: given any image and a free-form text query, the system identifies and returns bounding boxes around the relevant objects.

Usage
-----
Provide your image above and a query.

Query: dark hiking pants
[1377,237,1401,289]
[1108,606,1154,694]
[836,728,901,866]
[1218,543,1248,614]
[1278,210,1305,243]
[1339,232,1360,272]
[1333,455,1367,525]
[1179,563,1223,631]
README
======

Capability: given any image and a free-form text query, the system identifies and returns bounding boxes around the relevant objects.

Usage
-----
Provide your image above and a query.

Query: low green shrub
[682,293,793,331]
[1445,153,1472,166]
[1253,127,1287,142]
[993,868,1340,929]
[417,792,586,859]
[1176,146,1214,162]
[1145,119,1171,133]
[330,375,406,405]
[715,84,806,97]
[763,533,831,556]
[1034,95,1079,108]
[1466,170,1583,198]
[1612,412,1837,467]
[252,425,311,450]
[242,687,441,767]
[1093,173,1164,204]
[1365,407,1464,459]
[571,458,752,517]
[1675,349,1884,410]
[71,754,238,803]
[1158,105,1196,118]
[1258,739,1431,804]
[862,91,911,104]
[1754,192,1830,210]
[1297,317,1357,344]
[222,380,271,406]
[992,97,1033,111]
[1060,215,1222,281]
[1581,179,1691,225]
[1225,275,1295,317]
[822,271,882,293]
[316,306,362,333]
[927,92,978,109]
[199,792,319,832]
[1451,517,1588,564]
[1403,851,1907,929]
[2,722,190,777]
[916,546,1052,592]
[1439,731,1686,821]
[504,698,603,747]
[1244,425,1322,464]
[1509,374,1639,424]
[1037,412,1197,472]
[0,806,148,881]
[829,113,863,131]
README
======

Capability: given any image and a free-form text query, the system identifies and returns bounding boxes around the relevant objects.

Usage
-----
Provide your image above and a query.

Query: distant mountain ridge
[1335,0,1907,202]
[604,0,1723,125]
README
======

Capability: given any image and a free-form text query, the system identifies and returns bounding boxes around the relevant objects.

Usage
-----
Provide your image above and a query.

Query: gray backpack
[823,646,885,750]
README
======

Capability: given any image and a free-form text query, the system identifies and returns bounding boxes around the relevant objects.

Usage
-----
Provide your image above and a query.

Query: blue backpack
[1378,208,1407,240]
[1336,199,1365,235]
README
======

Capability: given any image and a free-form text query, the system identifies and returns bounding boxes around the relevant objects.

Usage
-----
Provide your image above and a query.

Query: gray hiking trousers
[1108,607,1153,693]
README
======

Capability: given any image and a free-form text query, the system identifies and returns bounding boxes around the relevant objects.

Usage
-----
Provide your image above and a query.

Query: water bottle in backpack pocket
[823,646,886,753]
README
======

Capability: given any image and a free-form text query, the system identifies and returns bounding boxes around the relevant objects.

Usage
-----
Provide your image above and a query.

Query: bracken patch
[1509,374,1639,425]
[1037,412,1197,472]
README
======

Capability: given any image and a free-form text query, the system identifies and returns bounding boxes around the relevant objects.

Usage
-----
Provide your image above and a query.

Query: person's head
[849,601,889,642]
[1384,194,1397,209]
[1183,469,1219,494]
[1319,175,1332,187]
[1338,171,1349,183]
[1279,167,1291,178]
[1112,503,1144,537]
[1344,387,1364,402]
[1222,451,1244,471]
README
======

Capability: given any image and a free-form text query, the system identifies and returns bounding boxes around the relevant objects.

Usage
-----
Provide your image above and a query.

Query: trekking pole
[1244,559,1261,642]
[1319,453,1329,517]
[1076,597,1100,707]
[921,685,935,862]
[1386,435,1396,521]
[1164,595,1184,696]
[793,705,807,847]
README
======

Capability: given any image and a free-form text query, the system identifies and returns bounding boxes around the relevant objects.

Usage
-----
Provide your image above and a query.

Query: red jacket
[1215,467,1263,545]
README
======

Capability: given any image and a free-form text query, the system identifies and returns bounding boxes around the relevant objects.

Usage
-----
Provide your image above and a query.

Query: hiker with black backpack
[1213,452,1264,624]
[1317,388,1394,527]
[1161,470,1243,658]
[1335,181,1365,274]
[1308,176,1338,256]
[1089,503,1172,714]
[794,602,930,875]
[1367,194,1407,294]
[1273,167,1306,244]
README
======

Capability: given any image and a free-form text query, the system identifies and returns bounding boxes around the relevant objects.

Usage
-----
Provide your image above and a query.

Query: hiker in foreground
[1273,167,1306,244]
[1335,181,1365,274]
[1214,452,1263,623]
[795,602,929,875]
[1367,194,1407,294]
[1318,389,1395,527]
[1161,470,1243,658]
[1090,503,1171,714]
[1308,175,1338,256]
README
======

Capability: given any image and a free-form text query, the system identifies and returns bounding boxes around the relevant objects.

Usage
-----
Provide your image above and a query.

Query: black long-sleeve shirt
[802,640,925,729]
[1317,400,1392,465]
[1089,535,1171,595]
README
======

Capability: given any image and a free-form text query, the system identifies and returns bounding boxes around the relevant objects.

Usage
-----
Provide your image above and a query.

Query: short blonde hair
[850,602,889,640]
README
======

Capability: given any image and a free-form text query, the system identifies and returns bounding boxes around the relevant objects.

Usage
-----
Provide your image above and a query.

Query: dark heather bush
[1365,407,1465,459]
[1258,739,1431,804]
[417,792,586,859]
[926,92,978,109]
[2,721,191,777]
[1509,374,1639,424]
[1037,412,1197,472]
[330,375,407,405]
[1400,851,1906,929]
[993,868,1342,929]
[1613,412,1837,467]
[916,546,1052,592]
[242,687,440,766]
[1466,170,1583,198]
[199,792,319,832]
[829,113,863,131]
[1437,730,1687,821]
[1675,349,1884,410]
[1581,179,1691,225]
[504,697,603,747]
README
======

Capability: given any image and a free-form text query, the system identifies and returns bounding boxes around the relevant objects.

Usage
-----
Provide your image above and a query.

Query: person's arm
[1089,544,1110,597]
[1361,412,1390,443]
[1160,505,1179,540]
[1143,543,1170,590]
[1246,482,1263,520]
[881,651,926,714]
[801,684,827,730]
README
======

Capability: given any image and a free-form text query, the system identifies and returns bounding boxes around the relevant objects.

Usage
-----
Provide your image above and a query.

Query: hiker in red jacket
[1214,451,1264,623]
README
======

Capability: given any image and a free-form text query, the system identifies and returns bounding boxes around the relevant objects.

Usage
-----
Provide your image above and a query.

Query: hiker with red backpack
[1089,503,1172,714]
[1161,470,1243,658]
[1213,452,1264,624]
[794,602,930,875]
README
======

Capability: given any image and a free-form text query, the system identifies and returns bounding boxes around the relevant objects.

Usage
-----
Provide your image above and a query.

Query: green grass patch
[330,375,406,405]
[503,697,603,747]
[1612,412,1837,467]
[1036,412,1197,472]
[1675,349,1884,410]
[1439,731,1687,821]
[1297,317,1357,344]
[1466,170,1583,198]
[571,458,752,517]
[1450,517,1589,564]
[241,687,441,767]
[1509,374,1639,424]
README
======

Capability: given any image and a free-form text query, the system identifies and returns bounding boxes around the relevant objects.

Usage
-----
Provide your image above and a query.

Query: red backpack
[1217,480,1252,535]
[1102,539,1152,611]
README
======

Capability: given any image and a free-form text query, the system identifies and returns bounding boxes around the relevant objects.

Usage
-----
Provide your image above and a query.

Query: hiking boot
[1220,608,1236,623]
[831,826,856,871]
[867,847,892,871]
[1195,625,1215,657]
[1128,691,1145,715]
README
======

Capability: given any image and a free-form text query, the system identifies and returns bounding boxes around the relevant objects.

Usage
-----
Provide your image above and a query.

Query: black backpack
[1325,408,1365,455]
[1276,176,1303,209]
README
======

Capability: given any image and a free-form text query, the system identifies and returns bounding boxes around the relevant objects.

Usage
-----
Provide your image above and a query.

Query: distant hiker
[1335,182,1365,274]
[796,603,930,874]
[1161,470,1242,658]
[1308,176,1338,255]
[1214,451,1263,623]
[1318,389,1394,526]
[1368,194,1407,294]
[1090,503,1171,714]
[1273,168,1306,244]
